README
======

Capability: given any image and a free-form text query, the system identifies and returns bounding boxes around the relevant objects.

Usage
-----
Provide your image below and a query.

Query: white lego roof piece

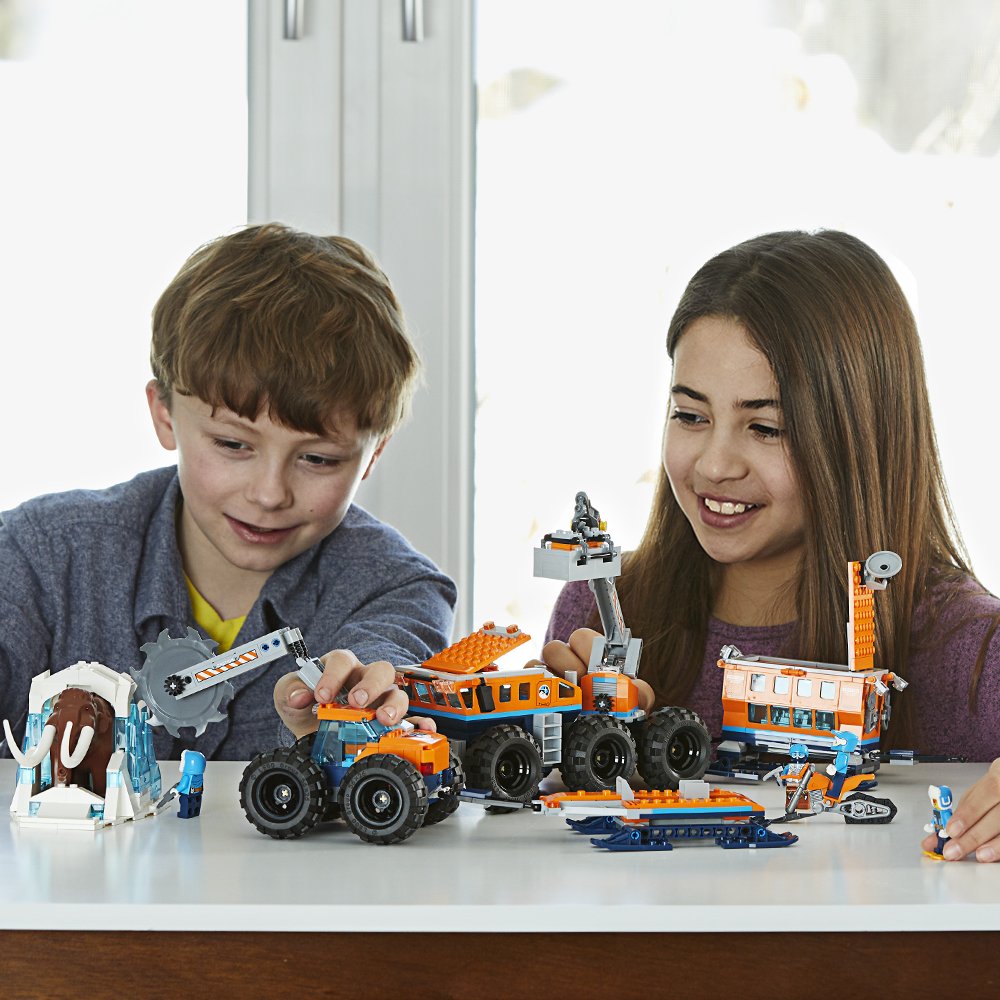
[27,661,137,718]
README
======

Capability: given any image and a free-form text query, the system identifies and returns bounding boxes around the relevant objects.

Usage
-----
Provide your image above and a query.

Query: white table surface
[1,760,997,933]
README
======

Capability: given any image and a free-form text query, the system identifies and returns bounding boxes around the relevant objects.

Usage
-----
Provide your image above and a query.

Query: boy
[0,224,456,761]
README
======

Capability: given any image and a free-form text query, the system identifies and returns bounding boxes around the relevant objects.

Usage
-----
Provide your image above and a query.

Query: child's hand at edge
[921,758,1000,861]
[273,649,437,740]
[525,626,656,715]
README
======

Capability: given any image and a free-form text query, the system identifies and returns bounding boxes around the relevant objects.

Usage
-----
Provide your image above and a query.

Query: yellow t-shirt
[184,575,246,653]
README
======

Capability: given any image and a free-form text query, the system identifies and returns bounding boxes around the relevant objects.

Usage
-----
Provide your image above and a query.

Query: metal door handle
[283,0,304,40]
[402,0,424,42]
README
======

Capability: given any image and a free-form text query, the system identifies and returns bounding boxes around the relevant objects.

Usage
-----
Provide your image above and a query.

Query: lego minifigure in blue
[923,784,954,859]
[824,730,859,800]
[156,749,206,818]
[784,743,810,774]
[778,743,812,811]
[765,742,809,786]
[176,750,206,818]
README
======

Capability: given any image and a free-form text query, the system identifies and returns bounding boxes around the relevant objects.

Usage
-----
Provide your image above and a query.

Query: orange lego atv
[124,622,464,845]
[239,701,464,845]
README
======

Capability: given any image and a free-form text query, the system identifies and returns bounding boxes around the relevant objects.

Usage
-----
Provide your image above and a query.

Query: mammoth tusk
[4,721,56,770]
[61,722,95,769]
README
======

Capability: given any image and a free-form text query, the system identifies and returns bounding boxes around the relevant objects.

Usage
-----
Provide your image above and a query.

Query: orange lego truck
[397,493,712,803]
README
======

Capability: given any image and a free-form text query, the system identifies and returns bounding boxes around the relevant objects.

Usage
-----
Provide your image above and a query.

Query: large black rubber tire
[465,724,543,802]
[239,747,331,839]
[561,715,637,792]
[340,753,428,845]
[423,748,466,826]
[637,706,712,789]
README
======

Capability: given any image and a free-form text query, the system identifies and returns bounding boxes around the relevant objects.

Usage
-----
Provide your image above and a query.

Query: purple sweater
[546,577,1000,762]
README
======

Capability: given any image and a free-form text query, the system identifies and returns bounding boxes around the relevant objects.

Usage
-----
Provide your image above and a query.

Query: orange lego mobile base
[711,553,910,780]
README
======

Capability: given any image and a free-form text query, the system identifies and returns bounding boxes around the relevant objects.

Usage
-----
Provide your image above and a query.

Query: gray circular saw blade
[131,627,233,737]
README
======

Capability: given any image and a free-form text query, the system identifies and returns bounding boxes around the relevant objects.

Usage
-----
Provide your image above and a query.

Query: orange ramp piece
[421,622,532,675]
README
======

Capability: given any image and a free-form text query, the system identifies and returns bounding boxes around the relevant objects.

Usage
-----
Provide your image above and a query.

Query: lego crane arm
[164,626,322,700]
[132,625,344,737]
[534,491,643,678]
[587,577,641,678]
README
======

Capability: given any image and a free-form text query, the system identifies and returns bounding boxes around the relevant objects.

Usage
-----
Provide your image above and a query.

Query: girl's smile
[697,493,764,529]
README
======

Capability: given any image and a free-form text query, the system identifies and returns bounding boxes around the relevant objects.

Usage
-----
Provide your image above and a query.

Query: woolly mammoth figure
[3,688,116,797]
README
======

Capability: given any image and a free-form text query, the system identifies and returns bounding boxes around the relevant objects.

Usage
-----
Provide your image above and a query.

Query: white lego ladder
[533,713,563,767]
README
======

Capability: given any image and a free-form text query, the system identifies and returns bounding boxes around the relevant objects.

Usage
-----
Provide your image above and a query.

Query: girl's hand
[273,649,436,740]
[527,627,655,714]
[921,759,1000,862]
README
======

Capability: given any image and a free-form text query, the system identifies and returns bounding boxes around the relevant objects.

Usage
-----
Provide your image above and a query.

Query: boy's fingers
[277,650,408,737]
[273,673,313,714]
[273,672,297,704]
[371,684,410,725]
[285,684,315,710]
[314,649,365,703]
[408,715,437,732]
[346,659,399,710]
[272,674,320,739]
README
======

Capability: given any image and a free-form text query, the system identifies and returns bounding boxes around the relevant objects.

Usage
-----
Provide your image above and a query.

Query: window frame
[249,0,475,633]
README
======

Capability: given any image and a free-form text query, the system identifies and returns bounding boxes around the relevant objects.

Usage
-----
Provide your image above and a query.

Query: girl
[541,230,1000,862]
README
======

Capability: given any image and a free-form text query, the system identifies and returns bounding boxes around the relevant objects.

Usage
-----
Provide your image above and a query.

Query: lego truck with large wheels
[398,621,711,804]
[396,493,712,804]
[240,702,464,845]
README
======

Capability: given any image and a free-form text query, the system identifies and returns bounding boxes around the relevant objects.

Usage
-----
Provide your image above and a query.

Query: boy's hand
[528,627,655,714]
[920,759,1000,862]
[273,649,435,740]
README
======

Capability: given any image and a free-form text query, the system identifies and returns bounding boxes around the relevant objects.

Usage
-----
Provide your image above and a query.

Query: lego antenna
[863,551,902,588]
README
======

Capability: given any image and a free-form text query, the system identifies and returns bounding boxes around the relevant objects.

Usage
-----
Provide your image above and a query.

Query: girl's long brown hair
[612,229,991,748]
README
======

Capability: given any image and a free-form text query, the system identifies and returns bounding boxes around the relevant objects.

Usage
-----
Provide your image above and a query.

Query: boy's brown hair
[151,223,420,438]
